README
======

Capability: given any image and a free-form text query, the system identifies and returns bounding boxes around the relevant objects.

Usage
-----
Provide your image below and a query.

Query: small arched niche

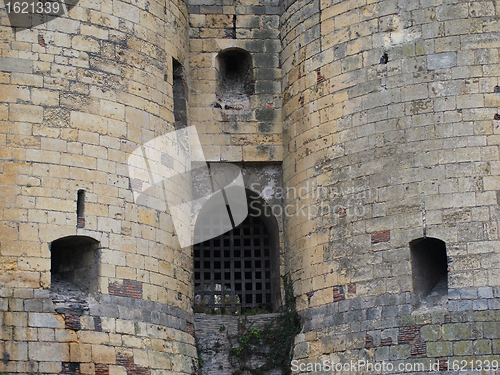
[410,237,448,301]
[216,48,254,110]
[51,236,100,295]
[193,190,280,314]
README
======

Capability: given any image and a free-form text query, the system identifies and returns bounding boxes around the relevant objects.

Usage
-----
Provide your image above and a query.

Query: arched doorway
[193,192,279,314]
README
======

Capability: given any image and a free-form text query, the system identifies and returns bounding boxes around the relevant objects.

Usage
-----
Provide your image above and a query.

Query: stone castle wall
[1,0,500,373]
[281,0,500,371]
[187,0,282,162]
[0,0,197,371]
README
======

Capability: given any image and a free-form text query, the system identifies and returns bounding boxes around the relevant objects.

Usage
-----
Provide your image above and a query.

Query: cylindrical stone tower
[3,0,500,372]
[0,0,196,372]
[281,0,500,371]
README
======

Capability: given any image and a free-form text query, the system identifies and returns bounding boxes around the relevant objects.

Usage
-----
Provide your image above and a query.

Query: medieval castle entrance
[193,191,279,314]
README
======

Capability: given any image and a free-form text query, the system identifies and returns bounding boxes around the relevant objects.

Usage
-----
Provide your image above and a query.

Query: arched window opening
[193,192,279,314]
[410,237,448,302]
[51,236,100,295]
[216,49,254,110]
[173,58,188,129]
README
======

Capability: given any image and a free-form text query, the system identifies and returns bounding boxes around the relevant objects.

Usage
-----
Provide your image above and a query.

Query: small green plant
[249,328,261,338]
[228,274,302,375]
[219,325,226,332]
[192,331,204,375]
[191,357,201,375]
[231,346,244,356]
[239,335,248,344]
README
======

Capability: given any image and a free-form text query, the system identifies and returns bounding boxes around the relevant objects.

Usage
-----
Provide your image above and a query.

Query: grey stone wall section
[427,52,457,70]
[281,0,500,372]
[195,313,281,375]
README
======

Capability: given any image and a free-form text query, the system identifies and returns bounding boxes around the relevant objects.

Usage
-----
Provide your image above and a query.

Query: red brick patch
[347,282,356,295]
[116,354,151,375]
[64,314,81,331]
[161,152,174,168]
[333,286,345,302]
[38,35,45,47]
[398,325,421,344]
[314,158,330,169]
[371,230,390,244]
[77,217,85,228]
[187,322,195,336]
[411,341,427,358]
[365,334,375,348]
[129,178,143,193]
[61,362,80,374]
[109,279,143,299]
[398,325,426,358]
[436,357,448,370]
[94,316,102,332]
[316,68,326,84]
[380,337,392,346]
[95,364,109,375]
[337,207,347,218]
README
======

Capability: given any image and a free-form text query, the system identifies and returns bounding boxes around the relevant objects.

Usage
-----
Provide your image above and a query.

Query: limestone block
[91,344,116,364]
[28,313,64,328]
[29,342,69,361]
[0,57,32,73]
[109,365,127,375]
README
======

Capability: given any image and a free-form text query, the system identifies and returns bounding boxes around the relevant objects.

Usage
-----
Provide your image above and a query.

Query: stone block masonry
[0,0,197,369]
[281,0,500,372]
[188,0,283,162]
[194,313,280,375]
[296,299,500,371]
[1,0,500,372]
[1,290,196,373]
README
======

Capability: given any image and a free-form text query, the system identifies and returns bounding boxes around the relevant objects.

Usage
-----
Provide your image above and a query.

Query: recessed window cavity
[77,189,85,228]
[173,58,188,129]
[215,49,254,111]
[51,236,100,295]
[410,237,448,305]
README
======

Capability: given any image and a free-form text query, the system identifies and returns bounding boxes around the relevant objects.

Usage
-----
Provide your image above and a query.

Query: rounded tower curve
[281,0,500,369]
[0,0,196,372]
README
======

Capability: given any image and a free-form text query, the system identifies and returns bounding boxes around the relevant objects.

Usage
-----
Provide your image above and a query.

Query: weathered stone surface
[28,342,69,361]
[28,313,65,329]
[2,0,500,374]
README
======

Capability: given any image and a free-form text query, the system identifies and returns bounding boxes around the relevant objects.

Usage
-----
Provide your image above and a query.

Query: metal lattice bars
[194,209,273,314]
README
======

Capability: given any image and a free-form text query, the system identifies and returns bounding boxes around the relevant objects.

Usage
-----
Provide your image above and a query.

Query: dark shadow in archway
[51,235,100,296]
[410,237,448,307]
[215,48,255,111]
[193,190,281,314]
